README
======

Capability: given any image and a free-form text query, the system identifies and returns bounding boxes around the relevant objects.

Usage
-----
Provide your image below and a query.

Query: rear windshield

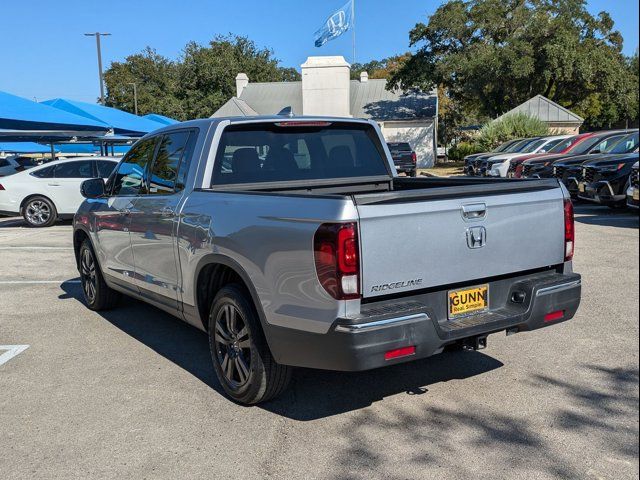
[211,122,389,186]
[387,142,411,151]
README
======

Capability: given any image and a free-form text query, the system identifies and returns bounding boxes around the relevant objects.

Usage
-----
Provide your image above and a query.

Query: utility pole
[128,82,138,115]
[84,32,111,105]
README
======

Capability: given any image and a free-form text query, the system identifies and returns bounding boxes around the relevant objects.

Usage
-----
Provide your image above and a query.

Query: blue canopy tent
[42,98,162,136]
[0,91,109,132]
[0,142,52,154]
[143,113,179,126]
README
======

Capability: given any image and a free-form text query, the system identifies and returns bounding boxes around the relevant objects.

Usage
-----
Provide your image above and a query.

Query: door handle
[120,208,131,216]
[47,183,61,186]
[462,203,487,220]
[159,207,175,217]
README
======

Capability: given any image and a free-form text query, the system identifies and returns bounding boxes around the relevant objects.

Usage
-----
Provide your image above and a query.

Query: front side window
[111,137,157,196]
[53,161,94,179]
[211,122,389,186]
[148,131,191,195]
[549,136,580,153]
[96,160,117,178]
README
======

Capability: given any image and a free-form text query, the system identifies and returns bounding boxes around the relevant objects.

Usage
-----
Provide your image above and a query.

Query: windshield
[521,138,546,153]
[539,138,564,152]
[495,139,518,152]
[505,139,533,153]
[548,136,581,153]
[570,134,624,155]
[605,132,639,154]
[212,122,389,186]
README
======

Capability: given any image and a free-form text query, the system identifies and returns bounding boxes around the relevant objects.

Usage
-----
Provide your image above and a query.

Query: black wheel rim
[214,303,251,388]
[80,248,97,303]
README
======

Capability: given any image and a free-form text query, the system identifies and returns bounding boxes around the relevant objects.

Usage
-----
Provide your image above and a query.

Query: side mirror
[81,178,106,199]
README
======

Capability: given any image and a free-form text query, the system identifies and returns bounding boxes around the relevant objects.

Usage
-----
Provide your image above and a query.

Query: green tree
[104,48,183,119]
[478,112,549,149]
[104,35,300,121]
[350,54,411,80]
[389,0,639,129]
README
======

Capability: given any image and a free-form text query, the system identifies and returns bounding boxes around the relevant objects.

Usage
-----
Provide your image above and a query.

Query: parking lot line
[0,345,30,366]
[0,246,73,250]
[0,280,81,284]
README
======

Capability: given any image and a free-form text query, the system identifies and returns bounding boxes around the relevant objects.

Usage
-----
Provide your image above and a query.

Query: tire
[208,285,291,405]
[79,240,120,311]
[23,196,57,228]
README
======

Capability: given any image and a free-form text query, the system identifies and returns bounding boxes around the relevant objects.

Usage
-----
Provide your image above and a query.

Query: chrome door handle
[159,207,175,217]
[462,203,487,220]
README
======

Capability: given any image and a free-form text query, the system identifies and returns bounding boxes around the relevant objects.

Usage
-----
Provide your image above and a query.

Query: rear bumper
[267,271,581,371]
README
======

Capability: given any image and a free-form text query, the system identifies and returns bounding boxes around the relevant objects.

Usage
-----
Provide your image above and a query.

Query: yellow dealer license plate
[579,183,586,193]
[448,285,489,319]
[634,189,639,201]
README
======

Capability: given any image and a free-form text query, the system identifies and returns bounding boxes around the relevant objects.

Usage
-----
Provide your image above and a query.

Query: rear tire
[23,196,57,228]
[208,285,291,405]
[79,240,120,310]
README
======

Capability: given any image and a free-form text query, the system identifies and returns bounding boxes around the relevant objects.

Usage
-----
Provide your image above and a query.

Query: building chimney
[235,73,249,97]
[301,56,351,117]
[360,71,369,83]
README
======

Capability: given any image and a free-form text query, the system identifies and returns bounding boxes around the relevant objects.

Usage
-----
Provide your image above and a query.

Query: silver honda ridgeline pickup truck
[74,117,581,404]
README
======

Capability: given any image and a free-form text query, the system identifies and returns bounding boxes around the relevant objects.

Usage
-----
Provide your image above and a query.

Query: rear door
[129,129,197,308]
[355,184,566,298]
[48,160,95,213]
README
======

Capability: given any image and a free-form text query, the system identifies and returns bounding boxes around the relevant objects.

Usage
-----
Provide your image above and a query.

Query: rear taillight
[411,152,417,164]
[0,184,4,190]
[314,222,360,300]
[564,199,574,261]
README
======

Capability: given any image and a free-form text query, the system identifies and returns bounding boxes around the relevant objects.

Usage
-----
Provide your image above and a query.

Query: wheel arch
[19,193,58,216]
[193,254,269,337]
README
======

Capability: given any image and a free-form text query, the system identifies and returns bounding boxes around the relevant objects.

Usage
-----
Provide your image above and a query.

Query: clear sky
[1,0,638,103]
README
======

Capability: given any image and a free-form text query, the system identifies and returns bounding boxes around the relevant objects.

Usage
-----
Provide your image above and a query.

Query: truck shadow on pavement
[60,280,504,420]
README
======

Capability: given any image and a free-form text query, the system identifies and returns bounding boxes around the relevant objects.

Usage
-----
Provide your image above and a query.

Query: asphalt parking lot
[0,205,638,480]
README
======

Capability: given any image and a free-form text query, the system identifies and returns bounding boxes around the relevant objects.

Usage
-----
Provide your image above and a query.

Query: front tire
[23,196,57,227]
[208,285,291,404]
[79,240,120,310]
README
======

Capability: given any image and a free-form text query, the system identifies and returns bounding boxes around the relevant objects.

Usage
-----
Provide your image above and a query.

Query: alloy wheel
[25,200,51,226]
[80,248,97,303]
[214,303,252,388]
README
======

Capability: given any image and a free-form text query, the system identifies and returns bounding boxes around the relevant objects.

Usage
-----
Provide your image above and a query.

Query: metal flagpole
[352,0,356,64]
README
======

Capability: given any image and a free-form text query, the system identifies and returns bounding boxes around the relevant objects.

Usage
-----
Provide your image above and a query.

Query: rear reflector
[384,346,416,360]
[544,310,565,323]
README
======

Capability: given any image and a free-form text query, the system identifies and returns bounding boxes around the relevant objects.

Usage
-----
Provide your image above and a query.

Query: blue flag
[314,0,353,47]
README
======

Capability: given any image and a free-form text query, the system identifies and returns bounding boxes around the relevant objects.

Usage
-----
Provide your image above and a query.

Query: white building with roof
[213,56,438,167]
[497,95,584,134]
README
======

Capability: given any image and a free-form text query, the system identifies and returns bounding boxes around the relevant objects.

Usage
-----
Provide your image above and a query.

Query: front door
[96,137,157,292]
[129,130,197,309]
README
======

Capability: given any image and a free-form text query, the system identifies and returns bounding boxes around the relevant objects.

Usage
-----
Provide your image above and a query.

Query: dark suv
[386,142,417,176]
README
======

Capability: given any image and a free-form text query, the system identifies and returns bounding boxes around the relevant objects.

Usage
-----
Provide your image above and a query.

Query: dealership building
[213,56,438,167]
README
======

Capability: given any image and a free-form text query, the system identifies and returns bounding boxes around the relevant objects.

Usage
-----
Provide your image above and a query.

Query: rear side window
[53,161,94,179]
[30,165,55,178]
[111,137,157,196]
[211,122,389,186]
[148,131,192,195]
[96,160,117,178]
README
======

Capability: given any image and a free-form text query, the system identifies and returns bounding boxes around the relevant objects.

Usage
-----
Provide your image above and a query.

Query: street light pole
[84,32,111,105]
[128,82,138,115]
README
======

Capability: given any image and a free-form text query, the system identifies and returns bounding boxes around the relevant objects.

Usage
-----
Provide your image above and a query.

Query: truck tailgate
[354,184,566,298]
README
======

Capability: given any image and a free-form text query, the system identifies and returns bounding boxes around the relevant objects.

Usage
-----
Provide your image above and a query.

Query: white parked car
[0,157,118,227]
[0,157,22,177]
[485,135,572,178]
